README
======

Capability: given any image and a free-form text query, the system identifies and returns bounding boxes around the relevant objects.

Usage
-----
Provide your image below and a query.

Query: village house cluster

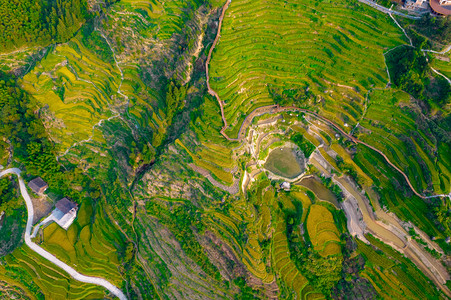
[28,177,78,230]
[404,0,451,15]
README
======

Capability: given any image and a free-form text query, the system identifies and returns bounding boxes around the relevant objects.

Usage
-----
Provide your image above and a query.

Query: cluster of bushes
[415,15,451,46]
[80,20,115,64]
[291,133,315,157]
[0,175,26,258]
[386,47,428,98]
[268,84,311,106]
[0,177,18,213]
[320,176,344,202]
[335,156,362,187]
[386,39,450,107]
[233,277,259,300]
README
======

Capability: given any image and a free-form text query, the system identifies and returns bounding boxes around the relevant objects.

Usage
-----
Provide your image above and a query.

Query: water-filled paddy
[298,176,339,207]
[264,147,304,178]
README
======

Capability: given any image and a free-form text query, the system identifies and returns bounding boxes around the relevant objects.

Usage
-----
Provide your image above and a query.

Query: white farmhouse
[52,198,78,230]
[280,182,291,191]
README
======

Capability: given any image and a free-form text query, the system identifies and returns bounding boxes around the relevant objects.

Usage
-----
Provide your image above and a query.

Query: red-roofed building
[430,0,451,15]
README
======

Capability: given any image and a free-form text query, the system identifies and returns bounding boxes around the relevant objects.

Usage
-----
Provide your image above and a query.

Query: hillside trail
[58,27,144,160]
[0,168,127,300]
[205,0,450,295]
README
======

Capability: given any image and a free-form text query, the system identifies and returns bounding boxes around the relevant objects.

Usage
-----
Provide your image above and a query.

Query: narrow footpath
[0,168,127,300]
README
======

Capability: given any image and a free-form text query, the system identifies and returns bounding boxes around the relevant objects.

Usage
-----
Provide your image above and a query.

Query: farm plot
[0,246,107,299]
[306,205,341,257]
[39,200,125,286]
[272,218,321,299]
[357,237,442,299]
[358,89,449,195]
[209,0,405,137]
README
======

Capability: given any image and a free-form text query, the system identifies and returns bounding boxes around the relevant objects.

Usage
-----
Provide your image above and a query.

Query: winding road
[0,168,127,300]
[358,0,421,19]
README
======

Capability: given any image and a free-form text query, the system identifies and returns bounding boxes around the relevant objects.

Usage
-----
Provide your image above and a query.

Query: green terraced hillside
[1,0,451,299]
[209,0,405,137]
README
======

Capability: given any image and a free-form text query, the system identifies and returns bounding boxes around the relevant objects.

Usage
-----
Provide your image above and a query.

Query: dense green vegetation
[291,133,315,157]
[1,0,451,297]
[0,178,16,213]
[268,84,311,107]
[0,177,25,257]
[411,15,451,47]
[0,74,45,156]
[0,0,88,52]
[386,46,450,106]
[145,200,220,280]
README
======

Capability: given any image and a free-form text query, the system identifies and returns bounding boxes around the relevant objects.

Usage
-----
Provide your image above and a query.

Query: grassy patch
[264,147,304,178]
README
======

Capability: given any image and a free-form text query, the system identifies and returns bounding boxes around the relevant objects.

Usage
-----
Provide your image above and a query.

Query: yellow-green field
[0,246,108,299]
[38,200,124,286]
[306,205,341,257]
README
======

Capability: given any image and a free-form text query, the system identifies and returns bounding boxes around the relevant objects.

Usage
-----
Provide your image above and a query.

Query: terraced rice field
[357,238,442,299]
[358,89,450,194]
[110,0,205,44]
[0,246,107,299]
[272,213,324,299]
[20,33,123,152]
[209,0,405,136]
[19,0,209,156]
[175,139,235,185]
[205,194,275,287]
[432,54,451,78]
[39,200,125,286]
[21,29,164,155]
[306,205,341,257]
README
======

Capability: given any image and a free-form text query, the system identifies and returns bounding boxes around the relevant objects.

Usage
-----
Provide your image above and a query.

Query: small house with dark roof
[52,198,78,230]
[28,177,48,195]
